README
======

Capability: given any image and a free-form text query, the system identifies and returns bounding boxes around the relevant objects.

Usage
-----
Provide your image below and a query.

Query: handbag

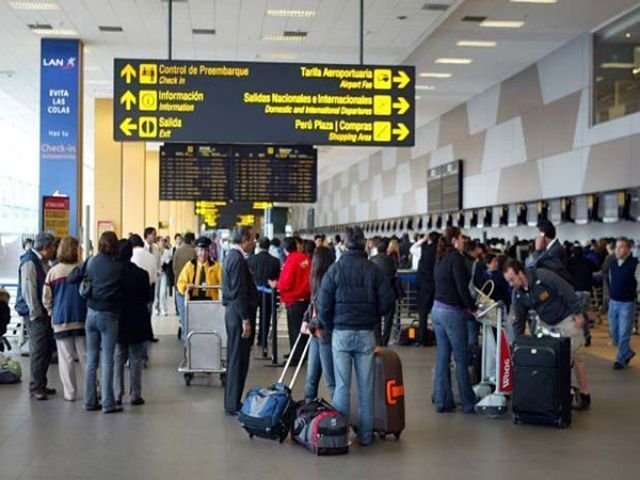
[78,256,94,300]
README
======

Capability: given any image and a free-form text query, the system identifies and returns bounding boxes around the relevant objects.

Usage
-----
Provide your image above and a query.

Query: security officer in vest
[176,236,222,304]
[503,258,591,410]
[15,232,57,400]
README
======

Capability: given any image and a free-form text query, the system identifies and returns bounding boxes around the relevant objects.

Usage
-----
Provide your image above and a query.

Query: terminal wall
[93,99,198,246]
[309,34,640,229]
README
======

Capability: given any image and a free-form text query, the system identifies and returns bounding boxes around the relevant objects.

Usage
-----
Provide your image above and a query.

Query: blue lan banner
[39,38,82,236]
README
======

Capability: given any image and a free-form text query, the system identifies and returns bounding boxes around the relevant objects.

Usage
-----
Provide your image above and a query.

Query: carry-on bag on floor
[397,321,419,346]
[352,347,405,439]
[292,398,350,455]
[0,354,21,384]
[512,335,572,428]
[239,332,310,443]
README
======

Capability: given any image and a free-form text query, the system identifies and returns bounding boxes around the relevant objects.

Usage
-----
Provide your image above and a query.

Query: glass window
[593,7,640,125]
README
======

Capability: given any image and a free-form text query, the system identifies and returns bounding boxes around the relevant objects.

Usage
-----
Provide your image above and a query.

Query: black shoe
[284,353,290,359]
[224,410,239,417]
[44,387,56,395]
[613,361,625,370]
[31,391,48,401]
[584,336,591,347]
[151,338,160,343]
[103,407,123,414]
[116,399,123,406]
[131,397,145,406]
[435,406,456,413]
[85,404,102,411]
[625,351,636,366]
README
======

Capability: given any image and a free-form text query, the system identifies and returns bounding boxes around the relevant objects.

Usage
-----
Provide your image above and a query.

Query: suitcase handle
[276,331,312,389]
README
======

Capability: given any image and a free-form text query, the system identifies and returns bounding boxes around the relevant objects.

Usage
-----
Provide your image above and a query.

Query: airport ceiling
[0,0,637,182]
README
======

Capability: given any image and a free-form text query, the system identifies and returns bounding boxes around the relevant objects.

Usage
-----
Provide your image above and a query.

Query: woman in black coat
[114,239,152,406]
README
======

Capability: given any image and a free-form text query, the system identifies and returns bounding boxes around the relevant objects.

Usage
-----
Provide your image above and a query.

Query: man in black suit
[526,219,572,284]
[247,237,281,350]
[222,226,258,415]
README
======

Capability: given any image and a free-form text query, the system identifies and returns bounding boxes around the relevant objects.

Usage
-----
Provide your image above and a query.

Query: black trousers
[224,304,252,413]
[417,280,435,345]
[25,316,53,393]
[378,302,397,347]
[256,291,273,349]
[286,301,309,363]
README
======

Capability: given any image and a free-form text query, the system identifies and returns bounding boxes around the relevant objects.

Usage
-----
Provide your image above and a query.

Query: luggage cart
[178,285,227,387]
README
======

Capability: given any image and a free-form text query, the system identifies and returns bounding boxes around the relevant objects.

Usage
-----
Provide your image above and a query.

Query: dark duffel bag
[512,335,572,429]
[292,398,350,455]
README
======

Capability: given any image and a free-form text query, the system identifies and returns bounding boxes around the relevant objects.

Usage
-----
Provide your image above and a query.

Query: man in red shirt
[270,237,311,365]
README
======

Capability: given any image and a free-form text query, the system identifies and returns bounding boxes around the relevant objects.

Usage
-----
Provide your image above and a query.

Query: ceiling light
[510,0,557,3]
[257,53,298,60]
[415,85,436,90]
[262,34,306,42]
[419,72,452,78]
[457,40,497,48]
[422,3,449,11]
[625,32,632,38]
[633,67,640,75]
[461,16,487,23]
[267,9,316,18]
[9,1,59,10]
[436,58,473,64]
[480,20,525,28]
[32,28,78,36]
[600,62,635,69]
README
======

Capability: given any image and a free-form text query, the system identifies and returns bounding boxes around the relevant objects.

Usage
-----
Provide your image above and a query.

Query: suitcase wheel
[556,419,569,429]
[394,433,401,440]
[378,432,387,440]
[512,414,520,425]
[249,433,254,439]
[184,373,193,386]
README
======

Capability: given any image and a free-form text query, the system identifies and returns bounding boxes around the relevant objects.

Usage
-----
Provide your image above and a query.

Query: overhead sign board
[113,59,415,146]
[160,144,317,203]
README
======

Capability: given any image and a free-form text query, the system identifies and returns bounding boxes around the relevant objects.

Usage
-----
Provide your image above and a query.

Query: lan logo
[139,117,158,138]
[139,64,158,85]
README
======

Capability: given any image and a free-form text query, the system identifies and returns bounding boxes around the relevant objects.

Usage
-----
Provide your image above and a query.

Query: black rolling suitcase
[512,335,572,428]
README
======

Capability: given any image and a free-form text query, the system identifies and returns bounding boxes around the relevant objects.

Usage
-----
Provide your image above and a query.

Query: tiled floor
[1,314,639,480]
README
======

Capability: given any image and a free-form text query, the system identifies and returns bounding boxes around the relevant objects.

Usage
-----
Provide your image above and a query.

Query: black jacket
[417,242,436,281]
[567,256,596,292]
[434,251,476,310]
[222,248,258,320]
[527,240,572,285]
[317,250,395,331]
[247,251,280,287]
[371,252,399,300]
[118,262,152,344]
[77,253,123,313]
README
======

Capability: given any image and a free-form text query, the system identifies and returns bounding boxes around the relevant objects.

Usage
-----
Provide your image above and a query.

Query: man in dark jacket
[222,226,258,415]
[15,232,56,400]
[526,219,572,284]
[370,237,398,346]
[608,237,640,370]
[504,259,591,409]
[248,237,281,350]
[568,245,597,346]
[317,226,395,446]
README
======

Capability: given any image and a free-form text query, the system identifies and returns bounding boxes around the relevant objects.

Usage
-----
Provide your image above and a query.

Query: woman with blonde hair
[43,236,87,401]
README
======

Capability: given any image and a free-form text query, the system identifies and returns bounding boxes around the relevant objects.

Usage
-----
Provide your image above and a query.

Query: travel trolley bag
[512,335,572,428]
[352,347,405,439]
[238,332,311,443]
[292,398,350,455]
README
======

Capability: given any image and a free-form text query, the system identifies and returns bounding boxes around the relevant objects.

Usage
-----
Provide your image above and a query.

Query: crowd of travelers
[6,220,639,444]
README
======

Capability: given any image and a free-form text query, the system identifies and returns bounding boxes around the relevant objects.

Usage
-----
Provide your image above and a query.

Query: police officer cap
[195,236,212,248]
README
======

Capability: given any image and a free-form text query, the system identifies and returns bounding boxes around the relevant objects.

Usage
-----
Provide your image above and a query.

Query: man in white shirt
[132,232,160,345]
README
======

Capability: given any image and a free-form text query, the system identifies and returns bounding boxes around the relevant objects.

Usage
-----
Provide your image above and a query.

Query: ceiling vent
[28,23,52,30]
[99,25,123,32]
[461,15,488,23]
[283,31,307,38]
[423,3,449,11]
[192,28,216,35]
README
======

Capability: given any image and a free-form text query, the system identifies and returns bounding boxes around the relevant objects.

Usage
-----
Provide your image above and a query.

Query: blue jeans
[304,335,336,401]
[176,292,186,341]
[84,309,119,412]
[467,313,479,347]
[432,306,477,413]
[608,300,636,364]
[332,329,375,444]
[114,342,145,401]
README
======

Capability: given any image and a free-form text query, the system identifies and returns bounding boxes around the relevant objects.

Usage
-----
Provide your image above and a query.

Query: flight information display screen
[159,143,317,202]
